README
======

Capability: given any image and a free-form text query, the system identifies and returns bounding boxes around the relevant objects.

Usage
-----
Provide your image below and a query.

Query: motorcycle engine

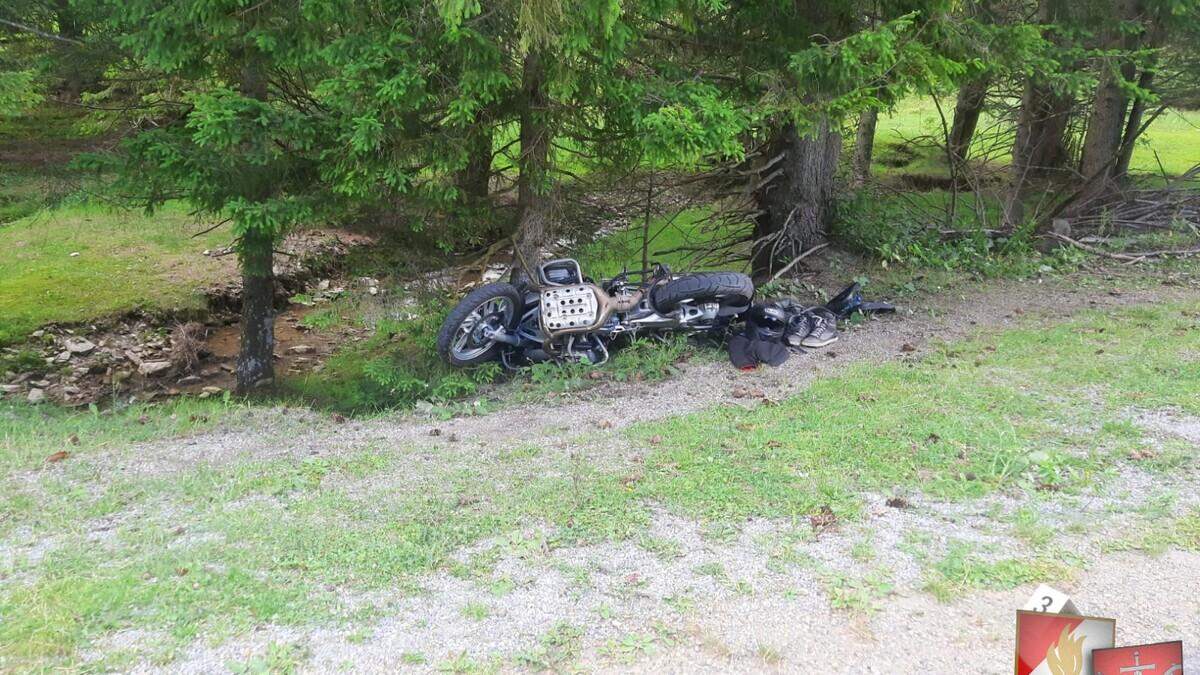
[540,285,600,334]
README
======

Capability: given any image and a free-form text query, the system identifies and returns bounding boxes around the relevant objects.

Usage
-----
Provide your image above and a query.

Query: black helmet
[746,303,788,341]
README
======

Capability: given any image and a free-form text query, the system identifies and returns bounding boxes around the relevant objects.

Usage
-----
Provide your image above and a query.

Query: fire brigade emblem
[1092,641,1184,675]
[1015,610,1116,675]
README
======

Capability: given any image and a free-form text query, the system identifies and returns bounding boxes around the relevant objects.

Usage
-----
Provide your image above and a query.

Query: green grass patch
[873,98,1200,177]
[0,202,233,344]
[0,396,240,473]
[1103,508,1200,556]
[577,206,750,279]
[924,541,1077,602]
[630,301,1200,520]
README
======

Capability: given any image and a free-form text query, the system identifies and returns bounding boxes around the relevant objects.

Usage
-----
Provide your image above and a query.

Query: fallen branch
[1047,232,1200,262]
[766,243,830,284]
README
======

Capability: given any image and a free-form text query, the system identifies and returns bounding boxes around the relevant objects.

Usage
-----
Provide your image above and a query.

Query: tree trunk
[751,118,841,279]
[1114,68,1155,179]
[511,50,552,284]
[236,230,275,392]
[1078,67,1135,187]
[851,109,877,188]
[1078,0,1140,185]
[1002,0,1074,229]
[947,76,990,162]
[235,53,275,394]
[457,119,493,202]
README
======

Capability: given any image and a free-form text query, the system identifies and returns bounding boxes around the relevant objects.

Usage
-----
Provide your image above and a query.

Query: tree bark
[851,109,877,188]
[1114,68,1155,178]
[236,230,275,392]
[456,118,493,202]
[234,54,275,394]
[1078,68,1135,188]
[947,76,990,162]
[511,50,552,284]
[750,118,841,279]
[1002,0,1074,229]
[1078,0,1141,185]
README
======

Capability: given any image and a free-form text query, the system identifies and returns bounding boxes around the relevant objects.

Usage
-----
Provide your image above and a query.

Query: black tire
[652,272,754,313]
[437,282,524,366]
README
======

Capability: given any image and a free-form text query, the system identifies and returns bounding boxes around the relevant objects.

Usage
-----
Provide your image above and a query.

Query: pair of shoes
[800,307,838,348]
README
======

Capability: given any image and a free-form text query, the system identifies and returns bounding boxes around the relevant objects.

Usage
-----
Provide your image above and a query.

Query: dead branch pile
[1067,164,1200,232]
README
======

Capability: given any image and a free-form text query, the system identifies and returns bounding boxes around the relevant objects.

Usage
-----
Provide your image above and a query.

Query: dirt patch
[200,229,375,313]
[0,229,373,405]
[194,305,367,395]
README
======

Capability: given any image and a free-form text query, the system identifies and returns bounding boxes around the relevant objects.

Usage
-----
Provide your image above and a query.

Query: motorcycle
[436,258,754,368]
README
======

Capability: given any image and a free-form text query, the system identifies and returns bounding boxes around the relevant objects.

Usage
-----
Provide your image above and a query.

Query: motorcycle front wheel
[436,282,524,367]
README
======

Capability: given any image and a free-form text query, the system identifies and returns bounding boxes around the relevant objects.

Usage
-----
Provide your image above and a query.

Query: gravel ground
[40,270,1200,673]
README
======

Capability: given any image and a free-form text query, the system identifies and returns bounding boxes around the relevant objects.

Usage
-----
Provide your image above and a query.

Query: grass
[0,202,233,344]
[577,206,750,279]
[1103,508,1200,556]
[923,541,1077,603]
[0,167,73,225]
[874,98,1200,177]
[2,297,1199,670]
[0,395,240,473]
[633,301,1200,520]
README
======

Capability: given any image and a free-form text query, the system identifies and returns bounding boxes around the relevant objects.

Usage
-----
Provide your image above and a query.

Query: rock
[55,351,72,363]
[288,345,316,355]
[368,286,378,296]
[139,360,173,376]
[317,279,330,291]
[69,251,80,257]
[1,384,20,394]
[177,375,202,386]
[112,370,132,383]
[64,338,97,355]
[1051,218,1071,238]
[62,385,81,395]
[32,379,51,388]
[31,330,45,338]
[253,377,274,389]
[27,388,46,404]
[201,386,222,395]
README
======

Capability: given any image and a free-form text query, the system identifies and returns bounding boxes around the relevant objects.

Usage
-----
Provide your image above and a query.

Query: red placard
[1014,610,1115,675]
[1092,641,1183,675]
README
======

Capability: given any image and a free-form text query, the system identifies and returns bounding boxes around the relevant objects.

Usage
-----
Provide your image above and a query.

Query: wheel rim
[451,296,514,360]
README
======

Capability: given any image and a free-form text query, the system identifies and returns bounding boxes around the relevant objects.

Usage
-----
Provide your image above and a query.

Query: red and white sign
[1092,640,1184,675]
[1014,610,1115,675]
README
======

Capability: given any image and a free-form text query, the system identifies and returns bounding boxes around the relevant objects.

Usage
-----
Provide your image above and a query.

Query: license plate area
[541,285,599,331]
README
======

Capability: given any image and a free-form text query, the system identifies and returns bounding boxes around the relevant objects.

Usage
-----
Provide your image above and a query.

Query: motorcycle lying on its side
[436,258,754,368]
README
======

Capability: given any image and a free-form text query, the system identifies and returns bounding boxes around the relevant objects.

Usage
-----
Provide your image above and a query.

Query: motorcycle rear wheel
[651,272,754,313]
[437,282,524,366]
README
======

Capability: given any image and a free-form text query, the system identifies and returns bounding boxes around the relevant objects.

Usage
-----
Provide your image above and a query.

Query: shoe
[782,312,812,349]
[801,308,839,348]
